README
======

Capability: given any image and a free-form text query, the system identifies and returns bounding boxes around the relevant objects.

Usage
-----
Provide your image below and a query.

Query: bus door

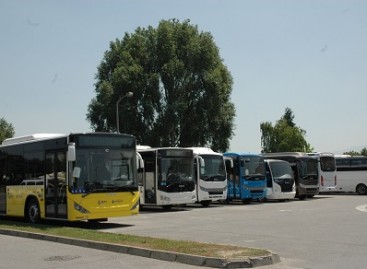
[143,158,156,204]
[0,152,6,214]
[293,161,307,199]
[225,158,239,199]
[45,151,67,219]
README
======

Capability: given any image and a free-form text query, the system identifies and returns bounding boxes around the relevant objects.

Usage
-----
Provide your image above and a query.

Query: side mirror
[67,143,76,162]
[199,156,205,167]
[136,152,144,169]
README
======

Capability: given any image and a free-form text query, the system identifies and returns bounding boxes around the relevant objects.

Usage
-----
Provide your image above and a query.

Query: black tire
[242,199,251,204]
[162,205,173,210]
[88,218,108,223]
[26,198,40,223]
[200,200,211,207]
[356,184,367,195]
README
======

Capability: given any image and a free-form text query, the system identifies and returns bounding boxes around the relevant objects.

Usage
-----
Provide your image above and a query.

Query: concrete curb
[0,229,280,268]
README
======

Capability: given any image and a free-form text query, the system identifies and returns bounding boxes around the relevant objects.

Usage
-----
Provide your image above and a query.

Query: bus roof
[1,133,66,146]
[136,145,152,150]
[262,152,316,162]
[186,147,222,156]
[264,159,290,164]
[224,152,261,157]
[307,152,335,157]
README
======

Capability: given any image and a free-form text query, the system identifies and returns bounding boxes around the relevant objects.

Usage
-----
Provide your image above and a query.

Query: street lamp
[116,92,133,133]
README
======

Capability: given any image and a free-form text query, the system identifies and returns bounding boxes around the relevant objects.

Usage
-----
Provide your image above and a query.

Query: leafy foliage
[344,147,367,156]
[87,19,235,152]
[260,108,313,153]
[0,117,15,144]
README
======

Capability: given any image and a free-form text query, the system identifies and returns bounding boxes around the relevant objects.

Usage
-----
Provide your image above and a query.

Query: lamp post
[116,92,133,133]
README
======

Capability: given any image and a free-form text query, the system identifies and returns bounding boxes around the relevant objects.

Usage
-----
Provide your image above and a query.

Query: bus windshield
[320,156,336,172]
[268,162,293,182]
[160,157,193,185]
[200,155,226,182]
[70,148,136,193]
[242,156,265,179]
[299,159,318,179]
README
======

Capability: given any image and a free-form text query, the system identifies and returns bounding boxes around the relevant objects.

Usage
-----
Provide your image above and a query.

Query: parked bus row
[1,132,364,224]
[136,148,323,207]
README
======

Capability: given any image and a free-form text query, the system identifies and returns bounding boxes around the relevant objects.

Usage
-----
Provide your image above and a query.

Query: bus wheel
[242,199,251,204]
[26,198,40,223]
[162,205,173,210]
[200,200,211,207]
[356,184,367,195]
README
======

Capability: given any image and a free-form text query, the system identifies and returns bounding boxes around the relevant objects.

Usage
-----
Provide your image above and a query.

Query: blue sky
[1,0,366,153]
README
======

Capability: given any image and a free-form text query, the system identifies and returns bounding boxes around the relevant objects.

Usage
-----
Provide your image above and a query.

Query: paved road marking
[355,204,367,212]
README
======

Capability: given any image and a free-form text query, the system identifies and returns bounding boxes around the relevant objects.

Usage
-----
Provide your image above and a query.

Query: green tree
[87,19,235,152]
[344,148,367,156]
[0,117,15,144]
[260,108,313,153]
[343,150,360,156]
[282,107,295,128]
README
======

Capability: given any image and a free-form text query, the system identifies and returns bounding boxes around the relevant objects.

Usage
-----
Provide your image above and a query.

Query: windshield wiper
[244,173,264,180]
[82,188,107,197]
[104,185,136,195]
[202,174,225,181]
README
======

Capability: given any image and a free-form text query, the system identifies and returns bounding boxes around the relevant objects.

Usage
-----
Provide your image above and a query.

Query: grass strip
[0,219,269,259]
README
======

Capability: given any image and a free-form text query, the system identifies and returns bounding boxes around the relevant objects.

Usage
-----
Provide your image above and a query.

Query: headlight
[74,202,90,214]
[200,185,208,192]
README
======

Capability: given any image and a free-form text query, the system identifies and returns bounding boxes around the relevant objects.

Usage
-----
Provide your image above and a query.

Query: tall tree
[0,117,15,144]
[260,108,313,153]
[87,19,235,152]
[282,107,295,128]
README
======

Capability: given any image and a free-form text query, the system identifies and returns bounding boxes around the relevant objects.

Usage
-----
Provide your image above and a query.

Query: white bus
[307,152,337,193]
[264,159,296,200]
[262,152,319,199]
[186,147,227,206]
[335,155,367,195]
[137,147,196,209]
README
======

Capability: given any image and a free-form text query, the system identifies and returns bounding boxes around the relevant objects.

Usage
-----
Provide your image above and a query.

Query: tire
[356,184,367,195]
[26,198,40,223]
[162,205,173,210]
[242,199,251,204]
[88,218,108,223]
[200,200,211,207]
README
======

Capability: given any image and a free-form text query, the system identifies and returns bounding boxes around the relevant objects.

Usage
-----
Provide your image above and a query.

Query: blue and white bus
[223,152,267,203]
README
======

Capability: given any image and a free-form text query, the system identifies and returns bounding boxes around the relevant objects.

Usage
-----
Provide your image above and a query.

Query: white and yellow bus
[0,132,140,223]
